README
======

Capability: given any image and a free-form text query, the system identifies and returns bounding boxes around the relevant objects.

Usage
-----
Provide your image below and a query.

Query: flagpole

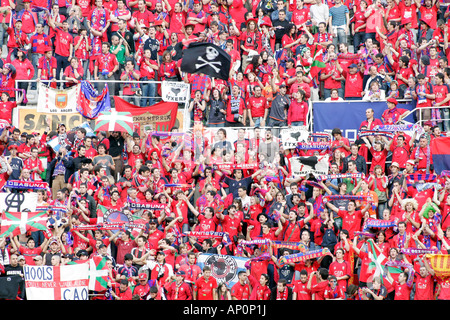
[183,80,191,130]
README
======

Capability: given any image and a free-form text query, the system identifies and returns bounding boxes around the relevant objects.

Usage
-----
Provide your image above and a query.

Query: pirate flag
[180,42,231,80]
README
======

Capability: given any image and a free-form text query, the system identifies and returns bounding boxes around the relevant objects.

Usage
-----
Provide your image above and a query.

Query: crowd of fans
[0,0,450,302]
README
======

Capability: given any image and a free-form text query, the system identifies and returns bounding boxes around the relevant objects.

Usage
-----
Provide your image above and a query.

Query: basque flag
[431,137,450,175]
[180,42,231,80]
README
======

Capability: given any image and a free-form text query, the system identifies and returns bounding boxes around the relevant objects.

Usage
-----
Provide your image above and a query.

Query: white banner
[24,264,89,300]
[37,82,80,113]
[196,253,249,287]
[290,155,330,178]
[161,81,190,103]
[280,126,309,150]
[0,192,38,212]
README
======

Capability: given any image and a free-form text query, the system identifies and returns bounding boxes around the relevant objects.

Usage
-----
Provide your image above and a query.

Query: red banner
[114,97,179,135]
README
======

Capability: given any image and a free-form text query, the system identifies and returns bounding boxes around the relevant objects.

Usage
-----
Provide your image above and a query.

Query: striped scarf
[385,260,414,287]
[401,247,438,255]
[363,218,397,230]
[277,248,331,266]
[317,173,364,182]
[406,173,437,188]
[324,194,375,202]
[359,130,394,139]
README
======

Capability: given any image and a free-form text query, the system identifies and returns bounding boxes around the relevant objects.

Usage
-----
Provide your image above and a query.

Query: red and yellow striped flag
[425,254,450,279]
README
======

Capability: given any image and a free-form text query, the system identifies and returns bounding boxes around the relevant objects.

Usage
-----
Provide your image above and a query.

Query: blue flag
[77,80,111,119]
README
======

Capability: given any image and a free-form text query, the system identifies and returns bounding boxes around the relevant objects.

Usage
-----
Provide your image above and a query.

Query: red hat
[387,98,398,106]
[8,144,18,151]
[184,21,195,28]
[154,20,163,26]
[171,159,185,170]
[402,18,412,25]
[423,120,433,127]
[246,18,258,25]
[260,21,272,28]
[138,273,148,280]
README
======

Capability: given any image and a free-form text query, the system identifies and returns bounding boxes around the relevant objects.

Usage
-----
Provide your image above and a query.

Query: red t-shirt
[0,101,17,123]
[343,71,363,98]
[194,276,218,300]
[337,209,363,239]
[394,281,412,300]
[54,28,73,57]
[248,96,268,118]
[231,282,251,300]
[95,53,119,73]
[292,280,311,300]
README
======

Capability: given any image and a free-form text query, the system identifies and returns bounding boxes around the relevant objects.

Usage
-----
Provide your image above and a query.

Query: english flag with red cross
[24,264,89,300]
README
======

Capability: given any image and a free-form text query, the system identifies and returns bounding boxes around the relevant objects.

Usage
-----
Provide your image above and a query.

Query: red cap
[387,98,398,106]
[8,144,18,150]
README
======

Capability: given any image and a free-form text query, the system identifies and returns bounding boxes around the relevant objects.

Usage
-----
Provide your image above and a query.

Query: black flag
[180,42,231,80]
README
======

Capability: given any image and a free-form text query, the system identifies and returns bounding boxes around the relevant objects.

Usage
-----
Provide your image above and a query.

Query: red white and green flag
[309,44,326,80]
[0,211,48,237]
[94,111,134,135]
[367,239,401,284]
[89,256,109,291]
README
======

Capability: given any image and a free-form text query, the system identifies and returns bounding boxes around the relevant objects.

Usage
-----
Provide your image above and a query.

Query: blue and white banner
[313,101,415,141]
[196,253,249,287]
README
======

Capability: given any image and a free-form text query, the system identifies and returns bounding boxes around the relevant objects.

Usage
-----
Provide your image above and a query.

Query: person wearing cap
[338,62,364,100]
[397,10,417,49]
[43,238,62,266]
[323,275,345,300]
[381,97,409,124]
[132,272,152,300]
[165,270,193,300]
[147,250,173,286]
[33,255,43,266]
[386,161,404,198]
[76,249,90,263]
[4,17,30,63]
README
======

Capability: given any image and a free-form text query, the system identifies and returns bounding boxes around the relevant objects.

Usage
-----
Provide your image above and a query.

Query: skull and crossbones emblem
[195,46,222,73]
